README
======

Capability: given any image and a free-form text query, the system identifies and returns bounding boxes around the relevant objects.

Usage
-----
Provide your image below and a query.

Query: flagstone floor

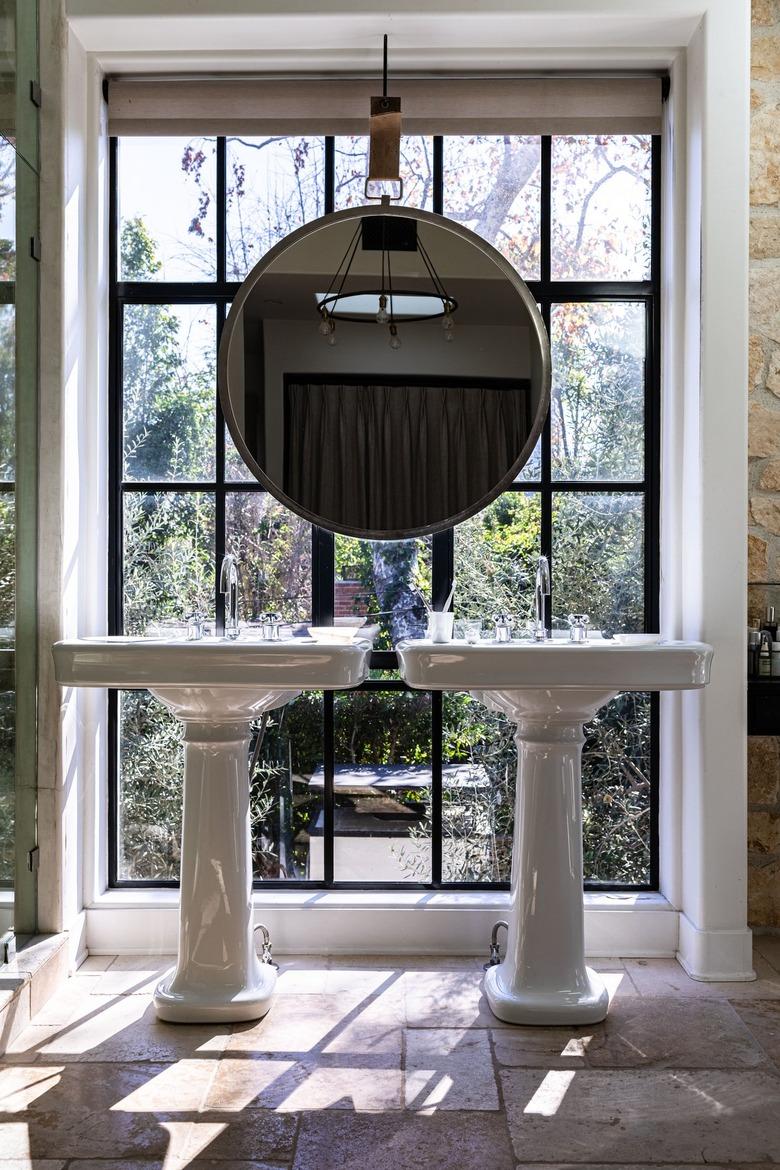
[3,941,780,1168]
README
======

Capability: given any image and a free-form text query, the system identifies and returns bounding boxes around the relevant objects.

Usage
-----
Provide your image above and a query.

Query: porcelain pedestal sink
[397,637,713,1025]
[53,636,370,1023]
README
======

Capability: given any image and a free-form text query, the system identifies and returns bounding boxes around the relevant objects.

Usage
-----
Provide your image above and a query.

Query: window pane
[118,689,323,883]
[552,492,644,632]
[0,489,12,891]
[334,537,430,649]
[442,693,514,882]
[226,136,326,281]
[225,427,254,482]
[0,304,14,481]
[515,436,541,483]
[251,692,324,880]
[334,136,434,210]
[225,492,312,627]
[0,490,13,631]
[118,689,183,881]
[119,137,217,281]
[443,136,541,281]
[551,135,652,281]
[331,690,432,882]
[0,141,15,285]
[123,491,215,635]
[551,302,645,481]
[123,304,216,482]
[454,492,541,632]
[583,692,652,885]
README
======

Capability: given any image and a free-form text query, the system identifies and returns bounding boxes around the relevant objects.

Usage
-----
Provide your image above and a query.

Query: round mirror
[219,204,550,540]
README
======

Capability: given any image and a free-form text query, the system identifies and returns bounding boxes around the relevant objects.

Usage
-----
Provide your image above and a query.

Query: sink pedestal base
[483,703,612,1026]
[152,719,277,1024]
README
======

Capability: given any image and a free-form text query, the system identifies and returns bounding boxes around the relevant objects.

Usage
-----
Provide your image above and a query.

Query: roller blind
[107,76,663,137]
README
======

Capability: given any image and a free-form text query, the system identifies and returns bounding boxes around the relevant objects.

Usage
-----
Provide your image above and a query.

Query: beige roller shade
[107,76,663,137]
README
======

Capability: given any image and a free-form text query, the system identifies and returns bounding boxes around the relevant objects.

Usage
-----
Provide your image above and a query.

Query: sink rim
[52,635,373,692]
[395,637,714,693]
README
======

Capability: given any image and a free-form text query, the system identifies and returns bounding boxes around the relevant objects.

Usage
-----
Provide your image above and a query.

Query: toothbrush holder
[427,611,455,643]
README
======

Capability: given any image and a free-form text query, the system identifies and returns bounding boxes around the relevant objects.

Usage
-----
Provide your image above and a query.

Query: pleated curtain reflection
[284,380,531,533]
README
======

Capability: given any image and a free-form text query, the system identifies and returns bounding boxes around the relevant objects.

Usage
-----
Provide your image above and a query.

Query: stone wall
[749,0,780,927]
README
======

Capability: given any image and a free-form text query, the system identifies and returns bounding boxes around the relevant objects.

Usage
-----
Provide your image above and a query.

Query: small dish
[612,633,662,646]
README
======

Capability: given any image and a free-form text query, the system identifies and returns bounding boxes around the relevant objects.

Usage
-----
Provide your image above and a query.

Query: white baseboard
[676,913,756,981]
[84,889,680,958]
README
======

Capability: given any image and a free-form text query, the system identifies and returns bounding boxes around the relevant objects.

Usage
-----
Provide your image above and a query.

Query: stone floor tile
[88,955,175,996]
[273,956,330,996]
[582,997,768,1068]
[207,1053,402,1112]
[0,1161,65,1169]
[754,935,780,972]
[329,954,481,970]
[73,955,115,975]
[493,998,763,1071]
[292,1109,515,1169]
[730,998,780,1065]
[405,1027,499,1110]
[7,997,229,1063]
[228,994,402,1056]
[403,970,503,1028]
[501,1067,780,1163]
[180,1111,297,1163]
[109,1056,219,1111]
[1,1063,192,1160]
[492,1025,594,1069]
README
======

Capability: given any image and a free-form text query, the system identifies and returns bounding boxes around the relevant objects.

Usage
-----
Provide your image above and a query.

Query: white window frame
[39,1,751,977]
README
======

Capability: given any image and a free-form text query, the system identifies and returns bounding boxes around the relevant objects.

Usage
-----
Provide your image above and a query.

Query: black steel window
[109,132,660,891]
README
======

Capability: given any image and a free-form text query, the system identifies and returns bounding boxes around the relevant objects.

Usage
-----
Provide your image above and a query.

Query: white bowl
[612,633,662,646]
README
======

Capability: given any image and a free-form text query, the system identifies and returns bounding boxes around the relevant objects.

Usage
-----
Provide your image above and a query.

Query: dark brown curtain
[283,379,531,533]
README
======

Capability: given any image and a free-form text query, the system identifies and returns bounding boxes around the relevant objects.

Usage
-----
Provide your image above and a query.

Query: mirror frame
[218,202,551,540]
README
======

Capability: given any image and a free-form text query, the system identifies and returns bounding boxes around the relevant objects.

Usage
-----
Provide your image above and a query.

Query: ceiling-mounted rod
[383,33,388,99]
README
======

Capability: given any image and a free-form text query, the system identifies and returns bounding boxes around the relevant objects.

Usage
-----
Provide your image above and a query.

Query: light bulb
[389,326,401,350]
[376,295,389,325]
[327,330,338,346]
[319,316,332,336]
[442,313,454,331]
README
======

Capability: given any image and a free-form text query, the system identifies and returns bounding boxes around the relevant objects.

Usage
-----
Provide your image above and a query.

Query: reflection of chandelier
[317,35,456,351]
[317,219,457,350]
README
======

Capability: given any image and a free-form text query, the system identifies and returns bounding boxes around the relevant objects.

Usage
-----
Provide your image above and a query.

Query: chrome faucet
[219,554,240,640]
[532,554,551,641]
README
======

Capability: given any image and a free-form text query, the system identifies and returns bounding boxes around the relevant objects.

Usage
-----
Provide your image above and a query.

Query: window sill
[89,887,671,911]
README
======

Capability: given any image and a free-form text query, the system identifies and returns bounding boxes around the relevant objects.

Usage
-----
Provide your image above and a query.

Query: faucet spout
[219,554,240,640]
[533,555,550,642]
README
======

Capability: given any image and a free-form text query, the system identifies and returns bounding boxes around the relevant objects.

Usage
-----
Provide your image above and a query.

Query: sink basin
[53,635,372,1023]
[397,637,713,1026]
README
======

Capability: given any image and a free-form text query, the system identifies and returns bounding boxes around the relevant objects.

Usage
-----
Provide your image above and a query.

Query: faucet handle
[187,610,205,641]
[567,613,590,643]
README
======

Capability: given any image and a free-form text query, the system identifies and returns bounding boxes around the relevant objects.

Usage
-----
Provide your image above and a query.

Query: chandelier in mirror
[316,216,458,350]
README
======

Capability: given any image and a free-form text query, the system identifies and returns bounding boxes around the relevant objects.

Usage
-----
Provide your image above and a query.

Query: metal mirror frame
[218,202,551,541]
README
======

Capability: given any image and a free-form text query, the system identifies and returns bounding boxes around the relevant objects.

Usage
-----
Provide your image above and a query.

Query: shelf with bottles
[748,584,780,734]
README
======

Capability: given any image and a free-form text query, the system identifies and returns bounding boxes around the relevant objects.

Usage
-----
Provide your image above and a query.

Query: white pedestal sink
[397,637,713,1025]
[53,636,371,1023]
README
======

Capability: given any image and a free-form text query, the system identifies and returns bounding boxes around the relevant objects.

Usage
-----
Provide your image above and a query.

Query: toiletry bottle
[762,606,778,641]
[773,642,780,678]
[759,630,773,677]
[748,628,761,677]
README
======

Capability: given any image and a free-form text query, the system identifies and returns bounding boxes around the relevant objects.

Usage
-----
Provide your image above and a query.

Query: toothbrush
[440,580,456,613]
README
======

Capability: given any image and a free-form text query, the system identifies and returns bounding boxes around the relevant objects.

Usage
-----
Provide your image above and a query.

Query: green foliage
[116,136,654,889]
